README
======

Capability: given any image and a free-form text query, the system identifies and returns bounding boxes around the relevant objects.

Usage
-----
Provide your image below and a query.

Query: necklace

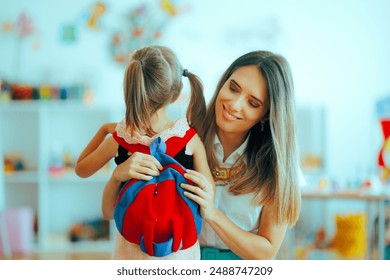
[212,161,246,186]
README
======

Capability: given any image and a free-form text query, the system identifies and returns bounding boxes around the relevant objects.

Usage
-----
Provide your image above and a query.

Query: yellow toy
[331,213,367,259]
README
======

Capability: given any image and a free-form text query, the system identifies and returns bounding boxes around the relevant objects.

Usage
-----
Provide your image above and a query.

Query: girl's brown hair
[124,46,206,135]
[155,46,206,132]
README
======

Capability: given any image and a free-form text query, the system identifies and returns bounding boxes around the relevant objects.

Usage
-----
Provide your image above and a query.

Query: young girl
[75,45,213,259]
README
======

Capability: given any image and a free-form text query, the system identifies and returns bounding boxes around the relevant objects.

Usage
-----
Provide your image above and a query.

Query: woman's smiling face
[215,65,270,136]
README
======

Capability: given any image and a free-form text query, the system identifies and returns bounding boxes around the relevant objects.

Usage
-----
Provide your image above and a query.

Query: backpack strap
[165,127,196,158]
[112,126,197,158]
[112,131,150,154]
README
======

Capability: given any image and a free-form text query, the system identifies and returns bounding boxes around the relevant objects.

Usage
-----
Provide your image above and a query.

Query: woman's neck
[217,129,248,162]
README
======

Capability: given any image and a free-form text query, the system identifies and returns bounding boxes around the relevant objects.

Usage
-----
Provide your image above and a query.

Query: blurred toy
[68,218,109,242]
[83,87,94,105]
[39,85,51,100]
[3,153,25,173]
[313,227,327,250]
[49,148,75,176]
[11,84,33,100]
[0,80,11,102]
[318,177,328,190]
[48,161,65,176]
[300,154,323,171]
[330,213,367,259]
[294,228,338,260]
[4,82,86,101]
[63,150,73,170]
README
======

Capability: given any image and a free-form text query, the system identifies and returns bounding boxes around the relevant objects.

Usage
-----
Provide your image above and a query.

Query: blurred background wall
[2,0,389,184]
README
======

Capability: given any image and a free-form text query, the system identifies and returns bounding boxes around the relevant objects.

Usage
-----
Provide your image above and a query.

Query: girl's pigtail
[124,60,150,136]
[185,71,206,133]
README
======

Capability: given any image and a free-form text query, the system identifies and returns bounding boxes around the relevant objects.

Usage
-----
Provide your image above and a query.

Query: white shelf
[0,100,97,111]
[4,170,39,184]
[48,170,111,184]
[0,102,116,256]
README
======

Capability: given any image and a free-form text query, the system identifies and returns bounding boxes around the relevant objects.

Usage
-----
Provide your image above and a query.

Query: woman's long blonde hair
[200,51,301,226]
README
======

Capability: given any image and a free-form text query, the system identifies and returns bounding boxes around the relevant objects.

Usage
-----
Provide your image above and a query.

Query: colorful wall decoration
[110,0,189,64]
[1,12,38,80]
[377,96,390,184]
[86,2,107,30]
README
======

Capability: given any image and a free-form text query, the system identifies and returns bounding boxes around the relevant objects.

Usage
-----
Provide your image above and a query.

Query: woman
[103,50,301,260]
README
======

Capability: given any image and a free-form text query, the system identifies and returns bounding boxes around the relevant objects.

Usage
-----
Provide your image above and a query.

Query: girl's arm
[182,172,287,259]
[188,133,214,185]
[75,123,118,178]
[76,123,116,164]
[102,167,124,220]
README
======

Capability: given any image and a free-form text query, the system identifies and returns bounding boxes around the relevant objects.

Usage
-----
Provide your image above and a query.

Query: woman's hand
[112,152,163,183]
[181,169,216,221]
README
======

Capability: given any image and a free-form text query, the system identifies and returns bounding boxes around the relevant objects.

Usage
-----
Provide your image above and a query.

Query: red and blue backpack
[112,129,202,257]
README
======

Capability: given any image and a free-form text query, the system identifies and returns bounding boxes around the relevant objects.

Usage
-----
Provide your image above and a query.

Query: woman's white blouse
[199,134,306,249]
[199,135,262,249]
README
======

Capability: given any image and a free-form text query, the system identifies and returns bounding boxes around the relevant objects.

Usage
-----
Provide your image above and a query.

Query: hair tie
[138,60,144,68]
[182,69,188,77]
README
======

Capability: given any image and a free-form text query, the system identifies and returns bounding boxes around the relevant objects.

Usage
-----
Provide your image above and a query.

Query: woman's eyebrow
[231,79,264,105]
[251,95,264,106]
[230,79,241,90]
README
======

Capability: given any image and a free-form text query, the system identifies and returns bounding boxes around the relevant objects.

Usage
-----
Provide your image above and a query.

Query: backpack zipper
[154,183,158,196]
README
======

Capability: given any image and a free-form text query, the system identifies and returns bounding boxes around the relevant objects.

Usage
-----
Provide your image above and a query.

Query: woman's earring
[260,120,265,132]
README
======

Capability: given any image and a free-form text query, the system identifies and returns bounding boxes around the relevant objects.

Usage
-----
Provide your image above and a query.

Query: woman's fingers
[181,183,206,206]
[181,182,204,195]
[181,179,215,221]
[182,189,205,207]
[184,170,211,191]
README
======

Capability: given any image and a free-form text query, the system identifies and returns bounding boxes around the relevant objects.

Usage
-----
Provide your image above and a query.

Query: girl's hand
[112,152,163,182]
[181,169,216,221]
